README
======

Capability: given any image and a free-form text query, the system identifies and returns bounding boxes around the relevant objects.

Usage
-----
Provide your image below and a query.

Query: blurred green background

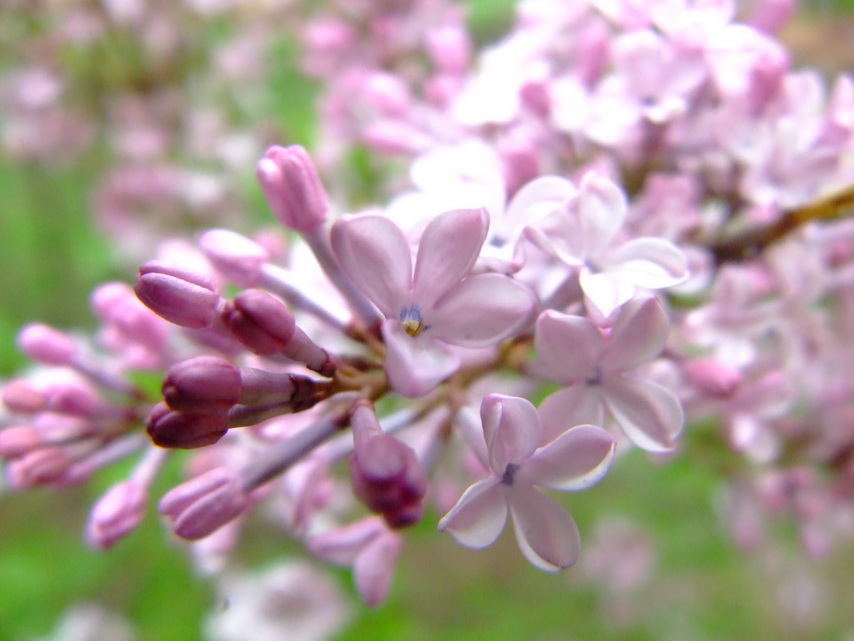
[3,1,854,640]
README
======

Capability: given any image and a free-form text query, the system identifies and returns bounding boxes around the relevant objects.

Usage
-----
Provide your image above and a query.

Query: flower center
[500,463,520,487]
[399,304,427,337]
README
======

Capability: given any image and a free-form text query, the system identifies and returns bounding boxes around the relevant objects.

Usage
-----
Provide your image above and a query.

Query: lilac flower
[331,207,537,396]
[439,394,616,571]
[533,297,684,452]
[526,172,689,320]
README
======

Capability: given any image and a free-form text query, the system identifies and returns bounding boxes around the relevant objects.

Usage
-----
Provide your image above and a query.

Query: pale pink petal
[579,269,638,320]
[604,237,689,290]
[481,394,541,473]
[354,530,401,607]
[503,176,576,232]
[330,215,411,317]
[382,320,459,397]
[538,385,606,444]
[567,172,628,260]
[523,425,616,491]
[600,297,670,373]
[412,208,489,309]
[508,483,581,571]
[429,274,536,347]
[438,479,508,549]
[533,310,602,382]
[601,376,684,452]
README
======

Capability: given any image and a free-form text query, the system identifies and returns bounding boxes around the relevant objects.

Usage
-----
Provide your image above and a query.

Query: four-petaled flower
[331,208,537,396]
[526,172,689,321]
[439,394,616,571]
[533,296,684,452]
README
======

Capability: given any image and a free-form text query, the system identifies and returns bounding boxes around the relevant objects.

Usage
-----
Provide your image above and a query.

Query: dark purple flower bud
[145,402,229,449]
[256,145,328,232]
[159,466,248,540]
[348,402,426,528]
[135,261,221,329]
[162,356,242,414]
[220,289,296,356]
[17,323,77,366]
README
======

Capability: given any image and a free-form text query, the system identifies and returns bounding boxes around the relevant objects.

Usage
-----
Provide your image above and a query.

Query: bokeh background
[2,1,854,639]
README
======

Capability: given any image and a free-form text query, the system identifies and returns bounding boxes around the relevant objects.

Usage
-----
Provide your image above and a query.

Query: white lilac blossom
[331,207,537,396]
[439,394,616,571]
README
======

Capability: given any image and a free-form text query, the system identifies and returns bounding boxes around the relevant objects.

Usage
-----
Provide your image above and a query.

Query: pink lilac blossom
[4,0,854,629]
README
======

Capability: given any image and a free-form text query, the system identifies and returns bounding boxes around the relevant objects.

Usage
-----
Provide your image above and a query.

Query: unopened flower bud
[349,403,426,528]
[86,480,147,550]
[146,402,229,449]
[199,229,269,287]
[2,380,46,413]
[256,145,328,232]
[135,261,221,329]
[162,356,242,414]
[220,289,296,356]
[17,323,77,366]
[683,358,743,398]
[0,426,43,459]
[159,466,248,540]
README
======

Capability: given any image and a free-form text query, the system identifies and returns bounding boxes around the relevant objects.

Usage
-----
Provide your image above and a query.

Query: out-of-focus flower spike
[134,260,222,329]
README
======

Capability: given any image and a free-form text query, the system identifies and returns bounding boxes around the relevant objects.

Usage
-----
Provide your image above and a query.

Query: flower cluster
[3,0,854,625]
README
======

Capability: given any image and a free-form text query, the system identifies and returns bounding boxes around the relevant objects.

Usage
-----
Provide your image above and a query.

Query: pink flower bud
[220,289,296,356]
[86,480,147,549]
[135,261,221,329]
[145,402,229,449]
[0,426,44,459]
[6,447,70,488]
[162,356,242,415]
[159,466,248,540]
[199,229,269,287]
[256,145,328,232]
[17,323,77,366]
[2,380,46,413]
[682,358,743,398]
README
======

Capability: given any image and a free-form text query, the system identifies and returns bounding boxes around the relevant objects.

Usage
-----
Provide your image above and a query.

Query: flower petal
[412,208,489,309]
[438,479,508,549]
[503,176,576,233]
[600,297,670,373]
[481,394,542,473]
[429,274,536,347]
[330,214,412,317]
[579,268,638,320]
[538,385,606,445]
[509,483,580,571]
[382,320,459,397]
[533,310,602,382]
[604,236,689,290]
[601,376,684,452]
[524,424,616,491]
